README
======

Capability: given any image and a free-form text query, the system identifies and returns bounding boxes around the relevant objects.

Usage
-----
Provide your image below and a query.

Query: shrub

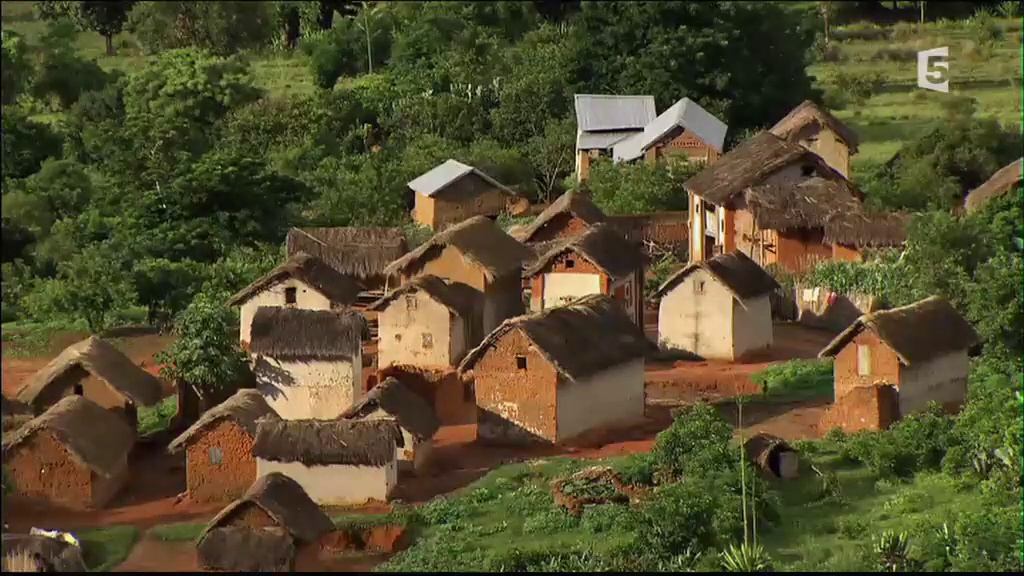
[749,359,834,400]
[836,404,956,480]
[521,508,579,535]
[580,503,641,534]
[611,452,657,487]
[651,402,735,480]
[967,10,1004,44]
[829,69,885,105]
[636,479,735,557]
[870,45,917,62]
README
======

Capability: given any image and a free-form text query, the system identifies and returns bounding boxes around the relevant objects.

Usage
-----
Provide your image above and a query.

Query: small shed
[770,100,860,178]
[341,377,440,474]
[819,295,980,417]
[743,433,799,479]
[574,94,657,182]
[368,274,482,369]
[167,390,280,503]
[2,395,133,510]
[227,252,363,346]
[196,472,335,572]
[252,418,405,506]
[15,336,163,430]
[612,97,727,165]
[654,250,780,361]
[248,306,365,421]
[409,159,520,230]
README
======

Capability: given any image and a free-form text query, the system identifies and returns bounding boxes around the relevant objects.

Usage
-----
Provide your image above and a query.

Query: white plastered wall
[239,278,331,344]
[657,267,736,360]
[555,359,645,441]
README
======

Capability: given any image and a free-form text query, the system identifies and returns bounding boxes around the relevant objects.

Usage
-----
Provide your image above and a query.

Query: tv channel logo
[917,47,950,93]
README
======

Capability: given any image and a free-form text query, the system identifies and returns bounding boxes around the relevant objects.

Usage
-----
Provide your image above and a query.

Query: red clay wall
[6,431,93,510]
[471,328,558,444]
[820,384,899,433]
[833,330,902,402]
[91,464,128,508]
[375,365,474,426]
[185,419,259,503]
[527,251,611,311]
[529,213,594,243]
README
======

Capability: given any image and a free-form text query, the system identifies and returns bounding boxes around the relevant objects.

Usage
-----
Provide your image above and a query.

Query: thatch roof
[683,131,845,206]
[744,177,862,232]
[963,157,1022,214]
[367,274,481,318]
[2,395,133,478]
[654,250,780,300]
[514,191,607,243]
[824,210,911,248]
[382,216,533,280]
[251,418,405,467]
[249,307,363,360]
[1,533,87,572]
[226,252,362,308]
[285,227,408,280]
[167,390,278,453]
[459,294,653,382]
[340,377,440,441]
[819,296,980,366]
[200,472,334,544]
[15,336,163,409]
[523,224,646,281]
[770,100,860,152]
[1,395,30,416]
[197,527,295,572]
[743,433,795,477]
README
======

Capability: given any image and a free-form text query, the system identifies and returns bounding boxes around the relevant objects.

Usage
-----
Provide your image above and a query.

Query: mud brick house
[409,159,524,231]
[458,294,652,445]
[373,365,474,427]
[368,275,482,369]
[227,252,363,346]
[963,157,1022,214]
[683,132,906,270]
[769,100,860,179]
[248,307,365,420]
[341,377,440,474]
[513,191,608,244]
[1,395,133,510]
[654,250,779,361]
[818,296,980,418]
[522,224,647,327]
[15,336,163,432]
[574,94,657,182]
[167,390,280,503]
[612,97,727,167]
[251,418,404,505]
[196,472,335,572]
[383,216,533,346]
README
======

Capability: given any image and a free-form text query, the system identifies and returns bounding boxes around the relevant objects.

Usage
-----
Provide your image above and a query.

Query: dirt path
[112,535,199,572]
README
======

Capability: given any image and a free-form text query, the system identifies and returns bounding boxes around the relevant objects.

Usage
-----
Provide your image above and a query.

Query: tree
[526,117,576,203]
[30,20,112,109]
[817,1,835,44]
[1,31,33,105]
[128,1,276,56]
[34,1,136,55]
[1,108,63,180]
[584,158,696,215]
[155,292,252,401]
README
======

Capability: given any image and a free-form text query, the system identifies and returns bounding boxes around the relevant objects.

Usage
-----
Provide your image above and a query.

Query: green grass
[748,359,835,401]
[137,395,178,437]
[148,520,205,542]
[77,525,140,572]
[149,508,408,543]
[0,319,89,358]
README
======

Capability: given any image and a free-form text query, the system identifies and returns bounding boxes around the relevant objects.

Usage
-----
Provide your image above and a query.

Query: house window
[516,355,528,370]
[406,295,417,311]
[422,333,433,349]
[857,345,871,376]
[72,383,84,396]
[209,447,223,466]
[394,333,402,342]
[694,280,705,295]
[800,164,815,177]
[806,136,819,145]
[565,258,575,269]
[463,381,474,402]
[284,287,297,305]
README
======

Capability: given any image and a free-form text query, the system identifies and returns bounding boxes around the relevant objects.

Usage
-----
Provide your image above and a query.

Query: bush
[835,404,956,480]
[651,402,735,480]
[611,452,657,487]
[749,359,834,400]
[829,69,885,105]
[636,476,744,558]
[869,45,917,62]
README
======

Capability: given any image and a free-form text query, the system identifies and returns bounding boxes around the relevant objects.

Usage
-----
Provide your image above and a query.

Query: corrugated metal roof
[407,159,513,197]
[576,129,639,151]
[614,98,728,162]
[574,94,656,133]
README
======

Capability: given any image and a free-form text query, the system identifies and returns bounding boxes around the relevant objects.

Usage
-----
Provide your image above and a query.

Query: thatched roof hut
[2,395,133,479]
[341,377,440,441]
[285,227,408,281]
[248,307,364,360]
[167,390,278,454]
[963,157,1022,214]
[770,100,860,152]
[459,294,654,382]
[513,191,607,243]
[744,177,862,231]
[743,433,799,479]
[819,296,980,366]
[1,533,87,572]
[252,418,405,467]
[226,252,362,308]
[683,131,845,206]
[654,250,780,300]
[523,224,646,281]
[367,275,481,319]
[382,216,533,280]
[15,336,163,410]
[823,210,911,248]
[197,472,334,572]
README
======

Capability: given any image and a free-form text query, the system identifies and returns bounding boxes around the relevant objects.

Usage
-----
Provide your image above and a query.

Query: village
[2,86,1015,573]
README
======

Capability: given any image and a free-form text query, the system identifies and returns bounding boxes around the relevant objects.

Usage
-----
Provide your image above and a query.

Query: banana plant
[720,542,773,572]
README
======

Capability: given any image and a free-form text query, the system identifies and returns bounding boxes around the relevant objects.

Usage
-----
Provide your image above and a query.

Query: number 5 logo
[917,47,950,93]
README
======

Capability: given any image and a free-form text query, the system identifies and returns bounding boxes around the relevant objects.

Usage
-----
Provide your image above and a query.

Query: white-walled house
[248,306,364,420]
[227,252,362,346]
[654,250,779,361]
[251,418,404,506]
